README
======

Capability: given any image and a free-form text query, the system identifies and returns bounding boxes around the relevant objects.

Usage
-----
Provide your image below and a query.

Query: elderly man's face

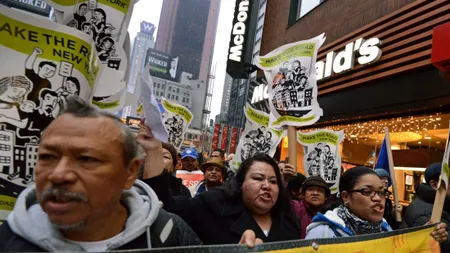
[35,114,138,229]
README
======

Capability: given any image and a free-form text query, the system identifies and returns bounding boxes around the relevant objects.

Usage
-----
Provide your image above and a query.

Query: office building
[155,0,221,82]
[127,21,156,93]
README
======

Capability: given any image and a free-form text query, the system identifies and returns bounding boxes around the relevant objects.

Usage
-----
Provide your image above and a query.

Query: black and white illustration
[255,34,326,128]
[160,97,193,149]
[47,0,137,72]
[297,129,344,193]
[240,127,273,161]
[230,104,285,172]
[0,6,97,221]
[164,114,185,148]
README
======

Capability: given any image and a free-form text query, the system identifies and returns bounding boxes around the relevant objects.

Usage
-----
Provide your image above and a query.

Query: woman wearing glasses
[305,167,448,242]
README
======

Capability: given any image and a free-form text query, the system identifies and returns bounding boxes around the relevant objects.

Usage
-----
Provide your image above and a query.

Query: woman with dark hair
[138,123,300,245]
[305,167,447,241]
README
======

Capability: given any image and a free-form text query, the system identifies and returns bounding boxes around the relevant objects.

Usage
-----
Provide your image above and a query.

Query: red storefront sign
[229,128,238,154]
[221,125,229,150]
[211,124,220,150]
[432,22,450,73]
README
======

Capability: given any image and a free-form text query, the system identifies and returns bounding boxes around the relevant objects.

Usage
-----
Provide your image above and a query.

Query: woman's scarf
[336,205,383,235]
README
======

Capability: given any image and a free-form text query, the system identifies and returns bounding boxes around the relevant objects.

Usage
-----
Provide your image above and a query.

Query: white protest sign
[255,34,326,128]
[161,97,194,149]
[297,129,344,193]
[230,103,285,172]
[0,5,99,221]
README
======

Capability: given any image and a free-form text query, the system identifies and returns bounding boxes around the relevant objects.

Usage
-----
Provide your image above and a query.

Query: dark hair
[233,153,293,220]
[65,77,81,96]
[162,142,178,169]
[212,149,225,158]
[94,8,107,20]
[79,3,87,9]
[81,22,91,30]
[39,88,58,99]
[339,166,378,194]
[38,61,57,69]
[286,173,307,192]
[57,97,137,166]
[324,145,330,150]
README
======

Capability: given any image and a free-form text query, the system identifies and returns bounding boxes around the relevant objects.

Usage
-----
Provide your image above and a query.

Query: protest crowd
[1,0,450,252]
[0,97,448,252]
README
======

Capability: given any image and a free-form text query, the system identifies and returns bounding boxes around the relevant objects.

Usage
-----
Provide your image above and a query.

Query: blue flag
[375,138,390,176]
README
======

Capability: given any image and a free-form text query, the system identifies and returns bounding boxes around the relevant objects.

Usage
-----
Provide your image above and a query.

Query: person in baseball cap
[292,176,330,238]
[181,148,199,172]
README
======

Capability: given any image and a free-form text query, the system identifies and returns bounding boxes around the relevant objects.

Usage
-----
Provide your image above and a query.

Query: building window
[0,144,10,151]
[156,91,159,96]
[186,98,189,103]
[157,83,160,88]
[0,134,10,141]
[176,96,178,100]
[0,156,11,163]
[168,86,172,91]
[182,98,185,102]
[289,0,326,24]
[197,83,200,88]
[177,88,180,93]
[162,84,165,89]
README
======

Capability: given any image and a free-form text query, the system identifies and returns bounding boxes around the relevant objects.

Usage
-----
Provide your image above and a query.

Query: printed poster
[0,6,99,222]
[161,97,193,149]
[175,170,203,189]
[297,129,344,193]
[47,0,138,111]
[255,34,326,128]
[230,103,285,172]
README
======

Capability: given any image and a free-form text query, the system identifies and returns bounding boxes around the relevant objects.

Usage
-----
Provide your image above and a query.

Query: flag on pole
[375,138,391,186]
[375,128,401,222]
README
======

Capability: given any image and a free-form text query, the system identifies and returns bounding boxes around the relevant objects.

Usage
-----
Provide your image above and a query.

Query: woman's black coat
[142,171,301,245]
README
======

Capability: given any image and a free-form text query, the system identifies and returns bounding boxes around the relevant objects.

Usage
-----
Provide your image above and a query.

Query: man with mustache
[292,176,330,239]
[0,97,201,251]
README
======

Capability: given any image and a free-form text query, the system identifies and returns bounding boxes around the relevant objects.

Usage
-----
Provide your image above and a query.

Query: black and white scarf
[336,205,383,235]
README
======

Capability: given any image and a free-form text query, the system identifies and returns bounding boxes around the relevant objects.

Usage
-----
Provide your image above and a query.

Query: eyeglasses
[348,189,389,198]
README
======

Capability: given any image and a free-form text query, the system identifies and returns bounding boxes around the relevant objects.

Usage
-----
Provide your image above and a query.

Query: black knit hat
[302,176,331,197]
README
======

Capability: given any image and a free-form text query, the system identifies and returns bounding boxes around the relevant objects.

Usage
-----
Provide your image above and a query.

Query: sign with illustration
[255,34,326,128]
[439,122,450,190]
[230,103,285,172]
[47,0,137,111]
[0,5,99,222]
[161,97,193,149]
[145,49,179,81]
[297,129,344,193]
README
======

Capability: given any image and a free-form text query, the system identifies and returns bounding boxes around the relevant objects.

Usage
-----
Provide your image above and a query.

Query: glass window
[176,96,179,100]
[297,0,325,18]
[182,97,185,102]
[197,83,200,88]
[168,86,172,91]
[157,83,160,88]
[162,84,165,89]
[156,91,159,96]
[177,88,180,93]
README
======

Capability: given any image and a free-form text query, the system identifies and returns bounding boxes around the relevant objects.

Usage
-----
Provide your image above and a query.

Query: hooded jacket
[401,183,450,252]
[0,180,201,251]
[305,208,392,239]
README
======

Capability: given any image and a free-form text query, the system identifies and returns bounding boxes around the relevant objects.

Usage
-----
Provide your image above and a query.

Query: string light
[303,114,443,143]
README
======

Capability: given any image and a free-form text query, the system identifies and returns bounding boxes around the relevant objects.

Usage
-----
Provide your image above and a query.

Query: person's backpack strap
[149,209,177,247]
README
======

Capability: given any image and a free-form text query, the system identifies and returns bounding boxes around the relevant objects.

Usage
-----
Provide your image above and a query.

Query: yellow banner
[129,225,439,253]
[0,195,16,212]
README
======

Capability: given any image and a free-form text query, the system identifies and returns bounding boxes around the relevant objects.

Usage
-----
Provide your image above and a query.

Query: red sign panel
[211,124,220,150]
[229,128,238,154]
[432,22,450,72]
[221,125,229,150]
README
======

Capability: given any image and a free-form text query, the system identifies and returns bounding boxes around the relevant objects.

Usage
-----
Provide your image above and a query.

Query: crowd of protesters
[0,97,448,252]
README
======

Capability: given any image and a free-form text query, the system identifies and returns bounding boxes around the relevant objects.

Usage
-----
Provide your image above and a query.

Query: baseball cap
[181,148,199,160]
[425,163,442,184]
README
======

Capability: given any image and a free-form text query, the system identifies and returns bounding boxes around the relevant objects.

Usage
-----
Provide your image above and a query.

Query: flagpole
[384,127,401,222]
[288,126,297,169]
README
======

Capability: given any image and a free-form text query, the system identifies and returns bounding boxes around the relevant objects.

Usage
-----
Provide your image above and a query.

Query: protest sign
[0,5,99,222]
[297,129,344,193]
[230,104,285,172]
[120,225,438,253]
[137,66,168,142]
[175,170,203,190]
[432,121,450,222]
[161,97,193,149]
[47,0,137,110]
[254,34,326,128]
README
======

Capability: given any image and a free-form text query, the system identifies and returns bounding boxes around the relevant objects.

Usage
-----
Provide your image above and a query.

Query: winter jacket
[291,200,316,239]
[0,180,201,252]
[401,183,450,252]
[142,170,301,245]
[168,172,192,198]
[305,208,392,239]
